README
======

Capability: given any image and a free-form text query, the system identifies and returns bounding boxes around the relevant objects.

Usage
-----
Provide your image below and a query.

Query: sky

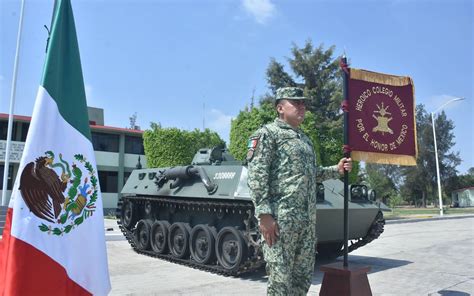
[0,0,473,173]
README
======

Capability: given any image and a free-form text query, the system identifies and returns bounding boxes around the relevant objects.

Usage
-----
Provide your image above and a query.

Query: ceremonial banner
[347,68,417,165]
[0,0,111,294]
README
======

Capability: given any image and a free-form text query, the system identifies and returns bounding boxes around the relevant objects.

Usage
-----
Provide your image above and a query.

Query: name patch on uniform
[246,136,260,162]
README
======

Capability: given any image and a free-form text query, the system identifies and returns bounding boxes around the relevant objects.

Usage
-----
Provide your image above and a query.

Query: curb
[104,222,125,241]
[385,214,474,224]
[105,232,125,241]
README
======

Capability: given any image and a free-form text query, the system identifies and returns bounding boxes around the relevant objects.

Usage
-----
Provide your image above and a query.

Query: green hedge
[143,124,225,168]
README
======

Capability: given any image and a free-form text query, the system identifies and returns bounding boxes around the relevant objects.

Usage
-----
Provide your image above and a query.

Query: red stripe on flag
[0,208,91,296]
[0,207,13,290]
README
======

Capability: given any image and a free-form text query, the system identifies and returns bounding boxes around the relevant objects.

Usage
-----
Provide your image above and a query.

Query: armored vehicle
[117,148,385,276]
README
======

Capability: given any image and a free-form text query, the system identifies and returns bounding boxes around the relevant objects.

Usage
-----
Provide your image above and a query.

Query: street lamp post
[431,97,465,216]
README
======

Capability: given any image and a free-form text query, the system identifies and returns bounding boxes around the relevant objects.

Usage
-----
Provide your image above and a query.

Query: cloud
[207,108,234,144]
[242,0,276,24]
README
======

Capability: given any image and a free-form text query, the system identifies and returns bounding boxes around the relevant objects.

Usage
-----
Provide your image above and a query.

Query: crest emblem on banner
[19,151,98,235]
[372,102,393,135]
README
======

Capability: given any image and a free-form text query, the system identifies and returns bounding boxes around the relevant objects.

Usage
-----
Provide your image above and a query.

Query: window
[0,121,8,140]
[20,122,30,141]
[0,121,18,141]
[98,170,118,193]
[124,172,131,185]
[92,132,119,152]
[125,135,144,154]
[0,165,14,190]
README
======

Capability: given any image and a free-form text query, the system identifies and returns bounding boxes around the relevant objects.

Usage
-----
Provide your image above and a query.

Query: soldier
[247,87,352,295]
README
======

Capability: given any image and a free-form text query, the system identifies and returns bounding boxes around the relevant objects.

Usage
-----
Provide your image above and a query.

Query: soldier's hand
[338,157,352,174]
[259,214,279,247]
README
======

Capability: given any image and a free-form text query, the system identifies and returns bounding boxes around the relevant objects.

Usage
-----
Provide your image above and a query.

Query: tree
[128,112,140,130]
[365,163,401,204]
[266,58,296,94]
[433,112,461,181]
[400,105,461,207]
[468,167,474,176]
[400,105,432,206]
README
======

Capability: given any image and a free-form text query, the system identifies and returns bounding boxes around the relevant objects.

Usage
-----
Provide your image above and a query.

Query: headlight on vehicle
[350,185,368,202]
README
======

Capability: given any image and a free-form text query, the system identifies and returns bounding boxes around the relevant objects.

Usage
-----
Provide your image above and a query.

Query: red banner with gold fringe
[348,68,417,166]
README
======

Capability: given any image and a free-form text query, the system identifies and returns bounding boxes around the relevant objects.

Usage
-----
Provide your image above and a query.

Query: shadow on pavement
[436,290,471,296]
[236,255,412,285]
[311,255,412,286]
[347,255,413,272]
[312,255,413,285]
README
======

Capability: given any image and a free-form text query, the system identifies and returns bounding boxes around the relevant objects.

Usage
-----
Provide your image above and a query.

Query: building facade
[451,187,474,208]
[0,109,147,215]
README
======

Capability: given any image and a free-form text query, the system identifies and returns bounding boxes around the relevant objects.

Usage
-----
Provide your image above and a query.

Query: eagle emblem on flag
[19,151,99,235]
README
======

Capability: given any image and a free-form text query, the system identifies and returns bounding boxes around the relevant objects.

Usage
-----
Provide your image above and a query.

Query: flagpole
[320,57,374,295]
[341,55,350,267]
[2,0,26,206]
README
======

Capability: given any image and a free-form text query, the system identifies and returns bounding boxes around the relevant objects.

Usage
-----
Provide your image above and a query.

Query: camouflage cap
[275,87,307,102]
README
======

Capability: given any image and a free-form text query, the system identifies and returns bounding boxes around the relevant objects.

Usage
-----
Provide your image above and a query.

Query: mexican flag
[0,0,111,295]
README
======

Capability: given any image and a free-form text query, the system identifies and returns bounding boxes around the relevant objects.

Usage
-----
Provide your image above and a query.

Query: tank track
[340,210,385,257]
[116,196,264,276]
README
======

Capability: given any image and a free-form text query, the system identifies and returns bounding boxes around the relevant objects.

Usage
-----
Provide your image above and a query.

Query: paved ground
[106,216,474,295]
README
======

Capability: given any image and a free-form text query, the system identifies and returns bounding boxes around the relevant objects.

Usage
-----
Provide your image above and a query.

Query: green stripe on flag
[41,0,91,141]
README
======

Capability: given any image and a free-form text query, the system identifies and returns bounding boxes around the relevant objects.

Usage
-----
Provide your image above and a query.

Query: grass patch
[384,207,474,219]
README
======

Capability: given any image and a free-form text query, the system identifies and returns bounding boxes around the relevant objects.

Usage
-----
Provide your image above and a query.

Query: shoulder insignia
[248,136,259,150]
[246,136,260,162]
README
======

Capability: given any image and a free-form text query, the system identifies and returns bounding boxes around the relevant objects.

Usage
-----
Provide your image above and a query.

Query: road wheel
[150,220,170,254]
[168,222,191,259]
[190,224,217,264]
[121,199,137,229]
[134,219,152,250]
[216,227,247,272]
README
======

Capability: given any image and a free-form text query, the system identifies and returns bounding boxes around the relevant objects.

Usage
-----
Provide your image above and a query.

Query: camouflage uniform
[247,118,340,296]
